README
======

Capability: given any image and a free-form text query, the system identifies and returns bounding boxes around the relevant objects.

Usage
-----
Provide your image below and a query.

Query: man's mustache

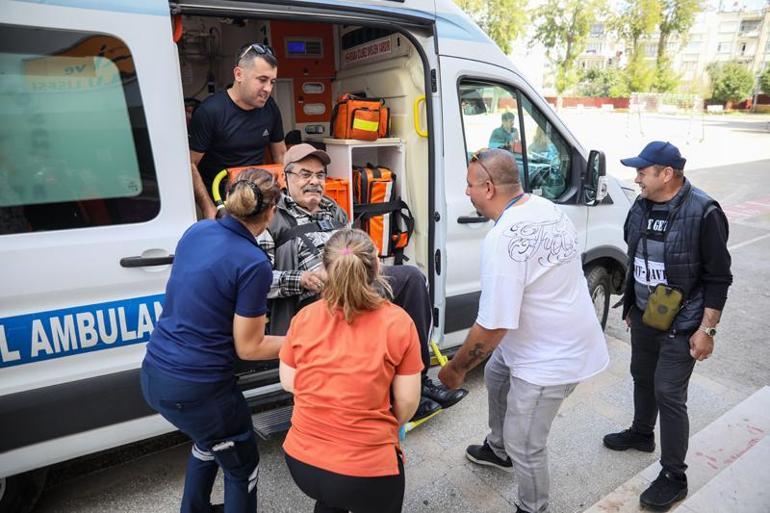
[302,185,323,194]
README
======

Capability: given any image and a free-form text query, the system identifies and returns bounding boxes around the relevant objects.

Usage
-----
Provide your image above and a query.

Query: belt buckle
[317,219,334,231]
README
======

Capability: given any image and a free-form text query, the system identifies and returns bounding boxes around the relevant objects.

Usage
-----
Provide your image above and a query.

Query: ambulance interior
[175,16,431,274]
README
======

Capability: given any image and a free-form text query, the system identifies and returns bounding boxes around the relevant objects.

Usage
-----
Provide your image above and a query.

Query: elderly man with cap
[603,141,732,511]
[257,143,468,421]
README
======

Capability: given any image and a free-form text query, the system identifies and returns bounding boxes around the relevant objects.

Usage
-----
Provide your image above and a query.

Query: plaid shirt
[257,194,347,301]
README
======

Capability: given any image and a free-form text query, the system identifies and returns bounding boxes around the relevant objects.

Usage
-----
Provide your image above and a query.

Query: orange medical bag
[353,164,413,263]
[330,94,390,141]
[324,177,351,220]
[226,163,286,189]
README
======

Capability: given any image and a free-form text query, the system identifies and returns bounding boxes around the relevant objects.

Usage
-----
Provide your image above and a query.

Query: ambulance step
[252,405,293,440]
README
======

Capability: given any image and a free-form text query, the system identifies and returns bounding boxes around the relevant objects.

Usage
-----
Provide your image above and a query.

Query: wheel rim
[592,284,607,321]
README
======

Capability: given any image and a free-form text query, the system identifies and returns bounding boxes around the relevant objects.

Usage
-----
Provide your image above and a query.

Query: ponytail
[322,229,391,323]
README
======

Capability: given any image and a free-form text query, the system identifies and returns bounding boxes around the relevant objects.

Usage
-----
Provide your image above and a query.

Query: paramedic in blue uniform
[141,168,283,513]
[189,43,286,219]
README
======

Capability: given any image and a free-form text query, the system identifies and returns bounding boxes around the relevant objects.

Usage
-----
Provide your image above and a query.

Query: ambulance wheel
[586,265,610,330]
[0,469,48,513]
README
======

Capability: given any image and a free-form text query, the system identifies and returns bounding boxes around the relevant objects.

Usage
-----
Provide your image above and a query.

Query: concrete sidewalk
[34,335,758,513]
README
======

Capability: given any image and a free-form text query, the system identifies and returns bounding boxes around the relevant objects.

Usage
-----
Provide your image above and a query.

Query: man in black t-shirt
[189,43,286,219]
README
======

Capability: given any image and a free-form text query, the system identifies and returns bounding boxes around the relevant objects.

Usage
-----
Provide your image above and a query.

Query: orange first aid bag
[353,164,413,263]
[330,94,389,141]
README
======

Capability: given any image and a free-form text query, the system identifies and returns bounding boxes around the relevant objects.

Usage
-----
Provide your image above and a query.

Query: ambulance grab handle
[120,255,175,268]
[457,215,489,224]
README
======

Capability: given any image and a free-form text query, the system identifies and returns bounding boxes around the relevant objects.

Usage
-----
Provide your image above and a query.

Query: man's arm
[438,323,507,389]
[270,141,286,166]
[190,150,217,219]
[690,208,732,361]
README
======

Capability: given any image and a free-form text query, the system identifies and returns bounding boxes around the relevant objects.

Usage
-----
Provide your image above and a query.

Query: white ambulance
[0,0,630,510]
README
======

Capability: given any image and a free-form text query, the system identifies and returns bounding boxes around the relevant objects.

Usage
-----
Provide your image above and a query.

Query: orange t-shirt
[279,299,424,477]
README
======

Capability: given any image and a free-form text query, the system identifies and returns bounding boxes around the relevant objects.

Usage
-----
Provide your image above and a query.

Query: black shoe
[640,470,687,511]
[603,428,655,452]
[410,396,442,422]
[422,378,469,408]
[210,504,224,513]
[465,439,513,472]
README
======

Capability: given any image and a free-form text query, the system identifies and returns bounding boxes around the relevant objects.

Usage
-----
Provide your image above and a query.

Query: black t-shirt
[189,91,284,194]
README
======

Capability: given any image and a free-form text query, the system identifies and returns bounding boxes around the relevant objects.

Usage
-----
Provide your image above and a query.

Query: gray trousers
[484,348,576,513]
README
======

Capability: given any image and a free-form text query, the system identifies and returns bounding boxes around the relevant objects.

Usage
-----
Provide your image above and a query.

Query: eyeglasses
[238,43,274,62]
[469,148,495,186]
[286,169,328,182]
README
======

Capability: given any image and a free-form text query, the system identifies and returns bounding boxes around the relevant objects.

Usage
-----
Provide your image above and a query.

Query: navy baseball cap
[620,141,686,170]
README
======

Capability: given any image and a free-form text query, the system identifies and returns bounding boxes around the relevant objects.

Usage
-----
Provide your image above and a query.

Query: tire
[585,265,611,330]
[0,469,48,513]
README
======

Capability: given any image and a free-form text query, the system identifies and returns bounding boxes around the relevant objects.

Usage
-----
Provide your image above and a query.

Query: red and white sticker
[343,37,392,66]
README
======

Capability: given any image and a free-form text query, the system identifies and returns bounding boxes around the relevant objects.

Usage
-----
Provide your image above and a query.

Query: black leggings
[285,452,404,513]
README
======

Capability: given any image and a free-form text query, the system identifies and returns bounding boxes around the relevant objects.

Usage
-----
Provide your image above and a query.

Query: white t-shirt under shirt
[476,195,609,386]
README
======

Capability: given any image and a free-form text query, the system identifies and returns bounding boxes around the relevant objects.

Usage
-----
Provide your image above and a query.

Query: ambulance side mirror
[584,150,608,206]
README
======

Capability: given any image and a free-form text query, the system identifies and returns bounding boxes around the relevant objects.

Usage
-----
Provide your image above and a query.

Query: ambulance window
[518,96,571,200]
[458,80,571,201]
[0,25,159,235]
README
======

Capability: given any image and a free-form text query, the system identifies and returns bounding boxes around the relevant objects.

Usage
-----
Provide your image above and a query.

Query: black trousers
[285,452,405,513]
[382,265,431,378]
[629,307,696,476]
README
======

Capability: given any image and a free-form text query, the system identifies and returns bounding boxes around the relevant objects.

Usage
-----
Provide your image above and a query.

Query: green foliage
[654,0,701,92]
[613,0,661,47]
[707,62,755,104]
[532,0,607,94]
[454,0,528,54]
[654,55,679,93]
[625,48,656,92]
[760,66,770,94]
[577,67,630,97]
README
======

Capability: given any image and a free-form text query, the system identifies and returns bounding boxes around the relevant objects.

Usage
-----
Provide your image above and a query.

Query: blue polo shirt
[145,216,272,382]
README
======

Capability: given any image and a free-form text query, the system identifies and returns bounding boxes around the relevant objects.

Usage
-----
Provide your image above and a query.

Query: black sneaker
[465,440,513,472]
[410,396,442,422]
[422,378,469,408]
[603,428,655,452]
[640,470,687,511]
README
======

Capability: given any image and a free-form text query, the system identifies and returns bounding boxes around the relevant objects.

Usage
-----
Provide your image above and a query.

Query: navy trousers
[141,361,259,513]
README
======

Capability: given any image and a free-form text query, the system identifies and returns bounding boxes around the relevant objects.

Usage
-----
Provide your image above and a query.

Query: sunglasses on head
[470,148,495,184]
[239,43,274,61]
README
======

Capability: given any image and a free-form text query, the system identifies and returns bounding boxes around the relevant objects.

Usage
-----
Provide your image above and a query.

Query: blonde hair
[226,168,281,223]
[322,229,392,323]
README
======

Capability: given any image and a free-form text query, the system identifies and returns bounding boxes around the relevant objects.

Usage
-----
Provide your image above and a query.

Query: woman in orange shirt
[279,229,423,513]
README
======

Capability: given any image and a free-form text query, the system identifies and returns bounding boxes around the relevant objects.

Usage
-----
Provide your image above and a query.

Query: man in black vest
[603,141,732,511]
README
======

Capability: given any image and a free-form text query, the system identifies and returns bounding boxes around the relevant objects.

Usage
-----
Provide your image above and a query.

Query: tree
[613,0,661,92]
[454,0,527,54]
[707,62,755,104]
[760,66,770,94]
[578,67,630,97]
[532,0,607,96]
[654,0,701,93]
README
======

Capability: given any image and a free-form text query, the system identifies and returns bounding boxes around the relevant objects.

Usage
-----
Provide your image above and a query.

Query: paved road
[33,113,770,512]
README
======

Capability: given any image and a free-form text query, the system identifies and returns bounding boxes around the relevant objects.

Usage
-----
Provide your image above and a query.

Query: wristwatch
[699,325,717,337]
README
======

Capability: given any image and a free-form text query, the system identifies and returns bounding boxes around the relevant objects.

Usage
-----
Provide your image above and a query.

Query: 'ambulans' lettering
[0,294,165,368]
[0,326,21,363]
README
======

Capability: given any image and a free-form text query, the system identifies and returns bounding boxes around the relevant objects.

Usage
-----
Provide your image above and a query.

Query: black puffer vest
[622,179,721,333]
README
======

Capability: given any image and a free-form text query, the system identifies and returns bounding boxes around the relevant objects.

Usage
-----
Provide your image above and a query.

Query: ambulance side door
[438,57,587,345]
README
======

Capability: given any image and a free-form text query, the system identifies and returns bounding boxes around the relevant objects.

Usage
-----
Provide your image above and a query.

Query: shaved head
[475,148,521,188]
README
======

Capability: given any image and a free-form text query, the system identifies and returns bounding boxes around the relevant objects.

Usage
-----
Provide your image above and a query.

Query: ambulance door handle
[457,215,489,224]
[120,255,175,268]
